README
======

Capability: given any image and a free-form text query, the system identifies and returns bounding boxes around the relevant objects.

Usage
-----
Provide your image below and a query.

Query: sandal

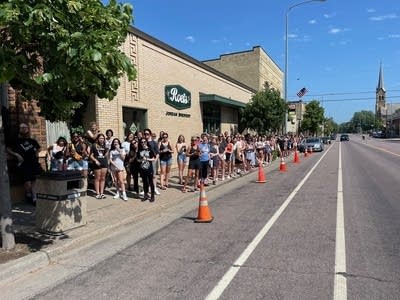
[181,188,187,193]
[160,186,166,190]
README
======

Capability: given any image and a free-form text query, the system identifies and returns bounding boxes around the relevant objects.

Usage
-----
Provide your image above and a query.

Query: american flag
[296,87,308,98]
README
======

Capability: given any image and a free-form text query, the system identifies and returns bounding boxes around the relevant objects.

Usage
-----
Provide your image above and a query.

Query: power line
[293,89,400,98]
[300,96,400,103]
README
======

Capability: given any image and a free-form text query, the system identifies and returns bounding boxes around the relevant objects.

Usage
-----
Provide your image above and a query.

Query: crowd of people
[7,121,302,205]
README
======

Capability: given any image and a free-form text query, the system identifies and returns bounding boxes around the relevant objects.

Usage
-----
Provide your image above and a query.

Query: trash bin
[35,170,87,234]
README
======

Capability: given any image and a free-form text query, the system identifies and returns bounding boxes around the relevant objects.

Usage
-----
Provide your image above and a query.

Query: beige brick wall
[95,30,254,145]
[204,46,283,95]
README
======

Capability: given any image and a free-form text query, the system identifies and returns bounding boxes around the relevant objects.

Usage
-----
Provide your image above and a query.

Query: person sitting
[47,136,68,171]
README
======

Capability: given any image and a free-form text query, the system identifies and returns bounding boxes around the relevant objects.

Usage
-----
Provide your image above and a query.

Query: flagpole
[284,0,326,134]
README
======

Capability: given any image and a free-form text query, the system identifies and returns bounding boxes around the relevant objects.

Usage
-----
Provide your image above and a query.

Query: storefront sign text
[165,85,191,110]
[165,111,191,118]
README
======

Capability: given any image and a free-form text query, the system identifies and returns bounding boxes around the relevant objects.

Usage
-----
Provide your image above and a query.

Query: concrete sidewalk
[1,159,283,285]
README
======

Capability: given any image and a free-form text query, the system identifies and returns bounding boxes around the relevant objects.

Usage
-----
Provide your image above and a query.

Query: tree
[240,83,287,134]
[324,117,338,136]
[301,100,324,136]
[0,0,136,249]
[350,110,376,133]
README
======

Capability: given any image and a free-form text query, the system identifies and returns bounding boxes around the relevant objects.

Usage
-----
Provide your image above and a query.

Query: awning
[200,94,246,108]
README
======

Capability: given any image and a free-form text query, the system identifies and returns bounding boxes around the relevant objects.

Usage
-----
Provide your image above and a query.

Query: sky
[127,0,400,124]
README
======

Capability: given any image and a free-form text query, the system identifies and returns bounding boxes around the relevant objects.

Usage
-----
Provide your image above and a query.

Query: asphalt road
[12,137,400,299]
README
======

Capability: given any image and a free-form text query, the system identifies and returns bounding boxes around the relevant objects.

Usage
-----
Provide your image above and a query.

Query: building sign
[165,85,191,110]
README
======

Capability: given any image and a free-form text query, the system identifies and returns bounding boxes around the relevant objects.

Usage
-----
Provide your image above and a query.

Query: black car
[340,134,349,141]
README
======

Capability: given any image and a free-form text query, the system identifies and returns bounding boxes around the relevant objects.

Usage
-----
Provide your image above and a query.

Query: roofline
[128,26,257,94]
[202,46,283,73]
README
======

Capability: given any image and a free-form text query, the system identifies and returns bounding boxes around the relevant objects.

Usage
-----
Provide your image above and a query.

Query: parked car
[299,137,324,152]
[340,134,350,141]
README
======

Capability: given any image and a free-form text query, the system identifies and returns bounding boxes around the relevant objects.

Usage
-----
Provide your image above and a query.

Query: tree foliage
[240,83,287,134]
[338,110,381,133]
[323,117,338,136]
[0,0,136,121]
[301,100,324,136]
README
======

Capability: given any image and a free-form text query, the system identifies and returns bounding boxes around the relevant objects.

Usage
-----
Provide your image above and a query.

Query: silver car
[300,137,324,152]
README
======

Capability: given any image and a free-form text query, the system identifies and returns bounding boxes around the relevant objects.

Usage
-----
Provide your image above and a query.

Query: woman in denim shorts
[158,132,173,189]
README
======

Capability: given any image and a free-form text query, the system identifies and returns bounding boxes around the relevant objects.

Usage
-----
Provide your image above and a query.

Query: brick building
[84,27,257,142]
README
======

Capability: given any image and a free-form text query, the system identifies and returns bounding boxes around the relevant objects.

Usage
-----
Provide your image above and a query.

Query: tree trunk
[0,83,15,250]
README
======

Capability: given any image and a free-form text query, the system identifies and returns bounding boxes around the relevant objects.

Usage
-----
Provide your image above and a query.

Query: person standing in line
[7,123,42,205]
[144,128,160,195]
[158,132,173,189]
[198,133,211,185]
[122,132,135,190]
[137,138,156,202]
[86,121,101,145]
[209,135,219,185]
[108,138,128,201]
[105,129,114,150]
[89,134,109,199]
[182,136,200,193]
[224,136,234,178]
[217,134,227,181]
[126,137,140,197]
[175,134,187,185]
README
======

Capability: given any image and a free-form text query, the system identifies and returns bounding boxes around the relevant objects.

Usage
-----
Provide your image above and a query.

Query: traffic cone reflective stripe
[256,165,266,183]
[279,157,287,172]
[195,183,214,223]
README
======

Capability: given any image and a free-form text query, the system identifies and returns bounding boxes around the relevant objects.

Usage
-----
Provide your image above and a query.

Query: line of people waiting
[8,120,302,205]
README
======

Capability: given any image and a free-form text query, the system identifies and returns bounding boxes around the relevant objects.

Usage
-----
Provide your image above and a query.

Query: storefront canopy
[200,94,246,108]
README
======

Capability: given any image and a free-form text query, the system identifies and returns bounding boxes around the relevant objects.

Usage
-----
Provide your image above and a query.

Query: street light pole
[284,0,326,134]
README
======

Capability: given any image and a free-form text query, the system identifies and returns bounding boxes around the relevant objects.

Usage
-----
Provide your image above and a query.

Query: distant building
[375,63,400,137]
[203,46,283,95]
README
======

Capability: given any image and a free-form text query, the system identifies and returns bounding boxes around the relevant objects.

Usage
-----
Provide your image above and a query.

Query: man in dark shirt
[7,123,41,205]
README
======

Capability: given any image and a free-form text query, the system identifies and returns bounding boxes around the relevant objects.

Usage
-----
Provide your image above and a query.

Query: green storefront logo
[165,85,191,110]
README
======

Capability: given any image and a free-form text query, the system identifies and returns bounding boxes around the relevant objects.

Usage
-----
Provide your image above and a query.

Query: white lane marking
[333,142,347,300]
[206,147,333,300]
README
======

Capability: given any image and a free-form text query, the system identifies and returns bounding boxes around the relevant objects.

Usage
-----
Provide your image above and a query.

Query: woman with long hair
[108,138,127,201]
[175,134,187,185]
[89,134,109,199]
[137,138,156,202]
[158,132,173,189]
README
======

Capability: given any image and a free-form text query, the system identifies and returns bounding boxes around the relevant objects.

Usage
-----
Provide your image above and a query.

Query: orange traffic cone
[256,164,266,183]
[195,183,214,223]
[293,150,300,163]
[279,157,288,172]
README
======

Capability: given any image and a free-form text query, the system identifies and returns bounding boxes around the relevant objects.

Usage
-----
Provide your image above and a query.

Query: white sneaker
[113,192,120,199]
[122,193,128,201]
[139,191,145,196]
[154,188,161,195]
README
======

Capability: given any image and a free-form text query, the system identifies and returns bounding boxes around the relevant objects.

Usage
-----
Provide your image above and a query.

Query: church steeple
[377,62,385,91]
[376,62,386,119]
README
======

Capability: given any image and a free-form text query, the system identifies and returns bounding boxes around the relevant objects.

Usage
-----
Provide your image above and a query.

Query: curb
[0,157,286,286]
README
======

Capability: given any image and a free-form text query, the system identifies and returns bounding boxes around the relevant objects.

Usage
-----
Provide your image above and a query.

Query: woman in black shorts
[89,134,109,199]
[182,136,200,192]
